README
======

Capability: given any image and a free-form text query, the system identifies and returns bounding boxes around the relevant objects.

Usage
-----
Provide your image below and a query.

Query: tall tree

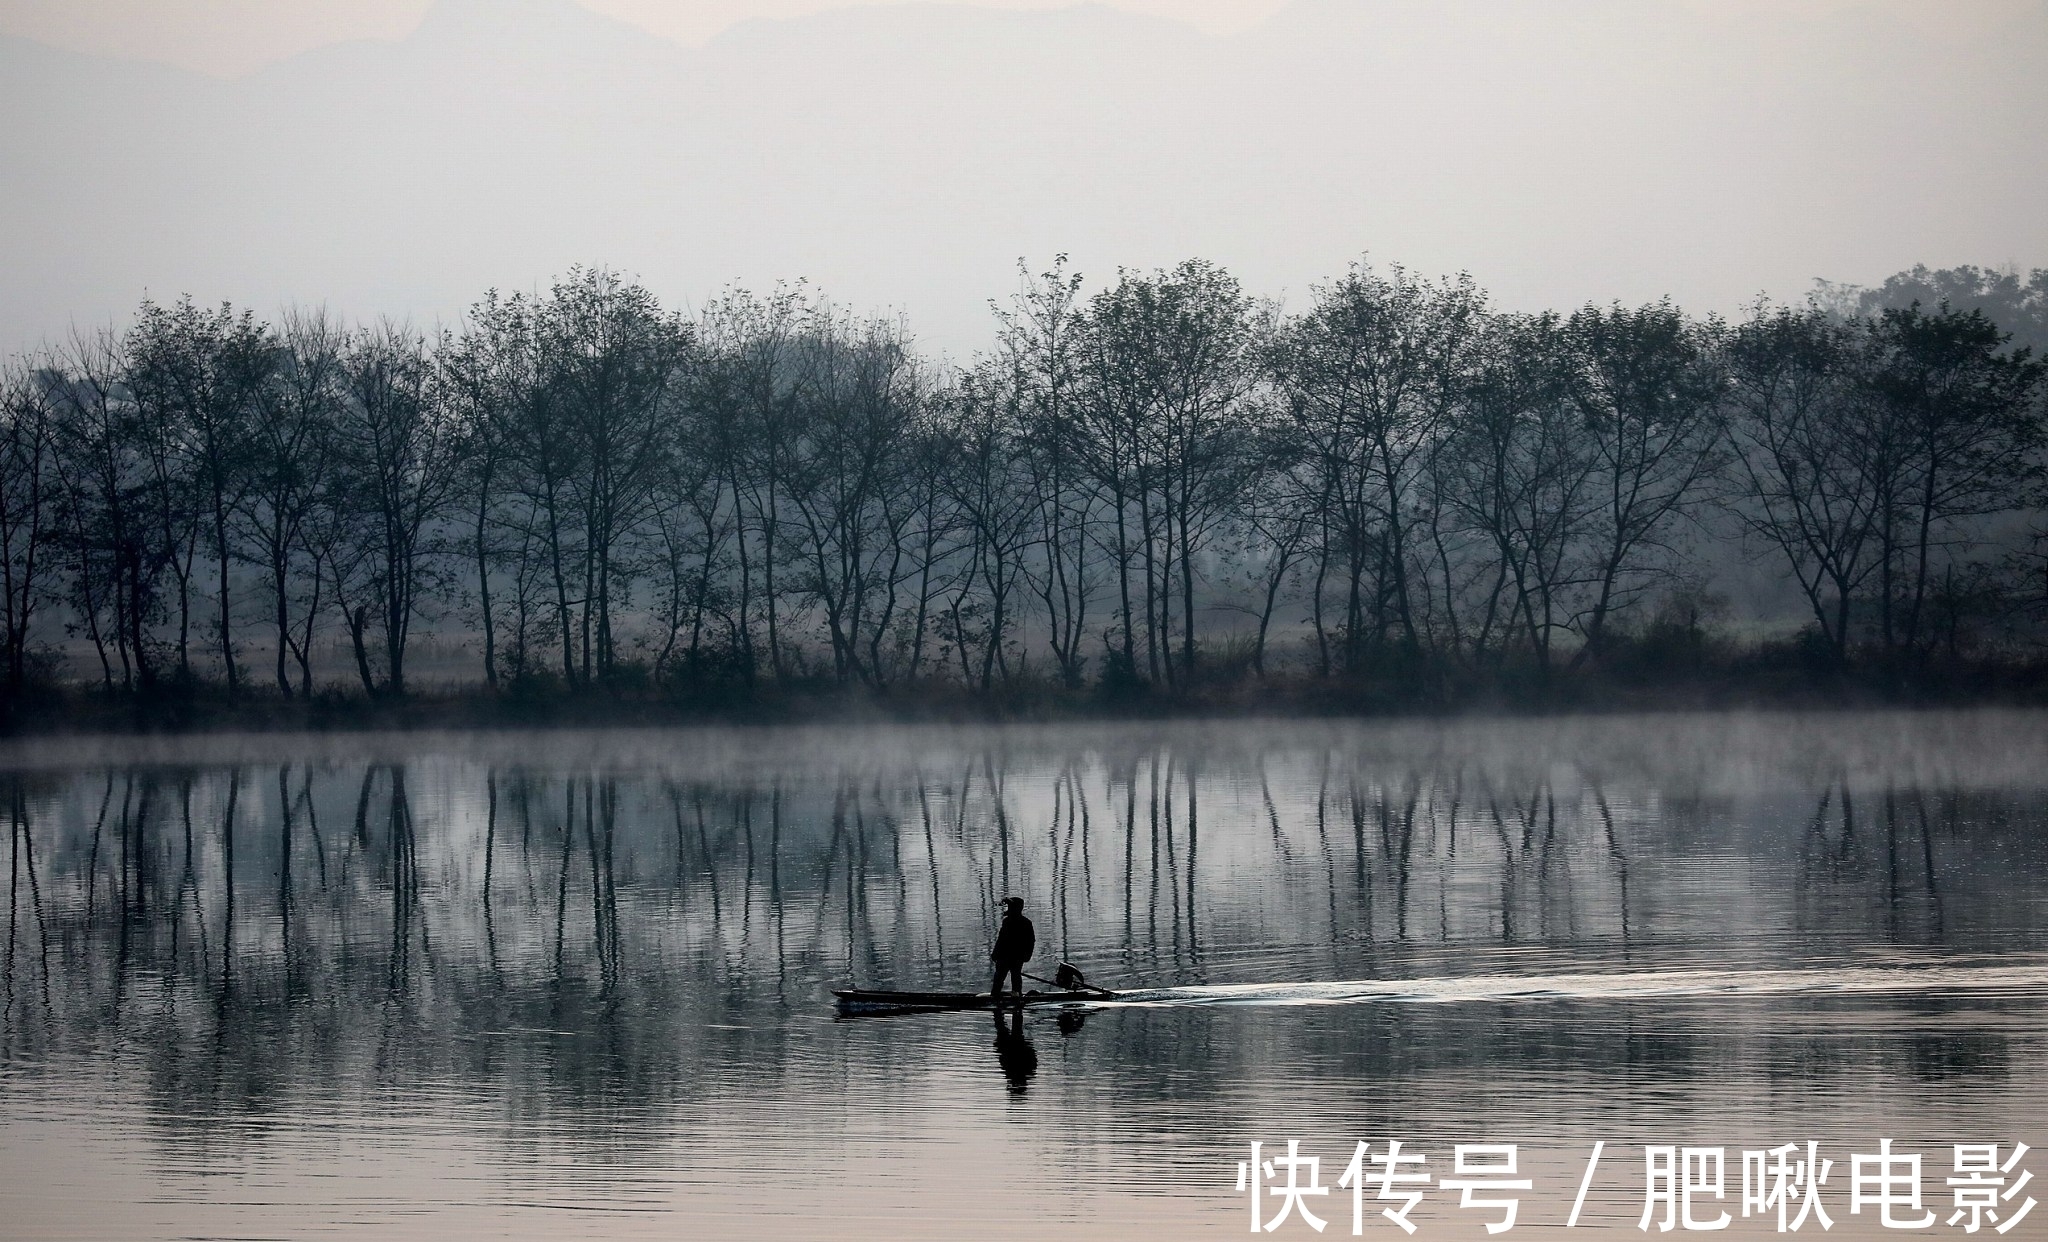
[1863,303,2045,660]
[1267,263,1483,676]
[698,288,809,684]
[334,323,461,697]
[0,366,57,694]
[46,332,162,689]
[126,298,271,691]
[241,310,342,695]
[1723,304,1882,663]
[1076,260,1257,686]
[1440,311,1595,678]
[996,256,1098,688]
[1564,301,1726,666]
[439,321,514,691]
[537,268,690,684]
[943,365,1037,689]
[782,309,925,686]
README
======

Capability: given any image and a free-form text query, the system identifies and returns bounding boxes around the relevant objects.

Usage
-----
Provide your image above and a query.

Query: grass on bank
[7,622,2048,735]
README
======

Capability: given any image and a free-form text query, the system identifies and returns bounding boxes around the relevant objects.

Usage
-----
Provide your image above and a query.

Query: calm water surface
[2,711,2045,1240]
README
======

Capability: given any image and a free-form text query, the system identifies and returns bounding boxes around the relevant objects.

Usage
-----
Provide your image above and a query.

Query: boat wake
[1106,963,2048,1008]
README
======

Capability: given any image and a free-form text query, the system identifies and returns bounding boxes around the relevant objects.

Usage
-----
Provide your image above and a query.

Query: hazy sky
[1,0,1289,73]
[1,0,2042,357]
[4,0,2033,75]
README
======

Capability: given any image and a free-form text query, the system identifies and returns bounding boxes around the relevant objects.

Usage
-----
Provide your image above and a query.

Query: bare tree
[45,332,160,689]
[1441,311,1595,678]
[1076,260,1257,687]
[1267,262,1483,676]
[782,308,925,686]
[1564,301,1726,666]
[1863,303,2045,660]
[126,298,272,691]
[1724,303,1882,663]
[0,366,58,693]
[334,323,460,696]
[997,256,1098,688]
[439,320,518,690]
[943,365,1037,689]
[241,309,343,695]
[538,268,690,683]
[696,287,809,684]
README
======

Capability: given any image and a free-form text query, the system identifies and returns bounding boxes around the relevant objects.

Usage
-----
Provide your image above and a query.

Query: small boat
[833,986,1114,1014]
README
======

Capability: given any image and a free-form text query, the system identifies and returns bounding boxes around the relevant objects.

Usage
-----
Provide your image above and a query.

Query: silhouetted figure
[993,1007,1037,1093]
[989,895,1034,997]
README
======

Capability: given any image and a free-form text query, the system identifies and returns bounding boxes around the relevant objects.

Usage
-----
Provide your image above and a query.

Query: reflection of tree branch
[1591,783,1632,954]
[1913,786,1945,937]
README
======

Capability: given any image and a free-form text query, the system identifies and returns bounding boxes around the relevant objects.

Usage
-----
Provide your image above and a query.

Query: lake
[2,711,2045,1240]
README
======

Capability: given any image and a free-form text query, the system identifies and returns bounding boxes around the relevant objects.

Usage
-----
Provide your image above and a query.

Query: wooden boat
[833,986,1114,1013]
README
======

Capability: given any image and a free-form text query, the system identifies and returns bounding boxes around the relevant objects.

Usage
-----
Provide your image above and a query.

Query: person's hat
[1003,895,1024,910]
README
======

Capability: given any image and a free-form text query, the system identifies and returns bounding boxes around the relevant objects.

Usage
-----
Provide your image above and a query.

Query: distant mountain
[2,0,2044,356]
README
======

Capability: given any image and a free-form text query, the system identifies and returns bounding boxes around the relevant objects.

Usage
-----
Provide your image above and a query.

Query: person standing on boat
[989,896,1035,997]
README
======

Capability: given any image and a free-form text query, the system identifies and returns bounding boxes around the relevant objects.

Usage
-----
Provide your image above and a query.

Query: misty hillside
[3,0,2045,355]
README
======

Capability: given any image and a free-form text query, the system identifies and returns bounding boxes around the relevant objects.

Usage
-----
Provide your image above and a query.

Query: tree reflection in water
[0,714,2044,1160]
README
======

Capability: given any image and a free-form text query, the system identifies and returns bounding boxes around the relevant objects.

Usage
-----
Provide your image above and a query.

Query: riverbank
[8,644,2048,736]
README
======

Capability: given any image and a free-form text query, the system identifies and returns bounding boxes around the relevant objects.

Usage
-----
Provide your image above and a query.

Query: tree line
[2,259,2043,707]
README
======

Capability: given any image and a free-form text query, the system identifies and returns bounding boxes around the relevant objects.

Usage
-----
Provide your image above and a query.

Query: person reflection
[992,1007,1037,1094]
[1055,1008,1088,1036]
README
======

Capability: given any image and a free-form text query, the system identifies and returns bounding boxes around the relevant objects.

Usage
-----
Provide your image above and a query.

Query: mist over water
[2,710,2045,1239]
